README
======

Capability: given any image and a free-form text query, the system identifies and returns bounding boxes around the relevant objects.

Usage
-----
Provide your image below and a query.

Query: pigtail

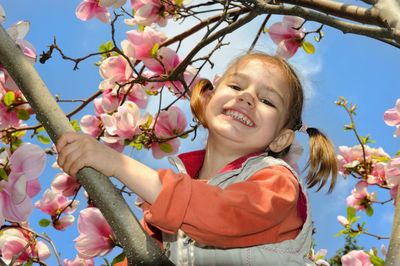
[190,79,213,127]
[304,127,338,193]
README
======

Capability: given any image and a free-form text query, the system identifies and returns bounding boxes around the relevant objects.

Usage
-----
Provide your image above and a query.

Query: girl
[57,52,338,265]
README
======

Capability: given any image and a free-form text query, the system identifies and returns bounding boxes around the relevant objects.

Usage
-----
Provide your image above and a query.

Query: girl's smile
[222,108,255,127]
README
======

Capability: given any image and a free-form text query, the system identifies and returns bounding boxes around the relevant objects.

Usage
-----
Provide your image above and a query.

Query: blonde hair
[190,53,337,193]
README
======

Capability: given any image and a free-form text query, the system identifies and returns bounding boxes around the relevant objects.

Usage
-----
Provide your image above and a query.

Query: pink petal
[276,39,300,59]
[151,138,180,159]
[384,108,400,126]
[9,143,46,180]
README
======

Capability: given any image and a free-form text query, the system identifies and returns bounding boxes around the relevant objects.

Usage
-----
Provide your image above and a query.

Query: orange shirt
[142,150,306,248]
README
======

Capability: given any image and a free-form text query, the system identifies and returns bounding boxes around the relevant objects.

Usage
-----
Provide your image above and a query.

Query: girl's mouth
[222,109,255,127]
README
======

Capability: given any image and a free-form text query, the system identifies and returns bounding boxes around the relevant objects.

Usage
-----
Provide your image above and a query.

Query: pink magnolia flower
[337,145,390,176]
[143,47,180,74]
[100,100,141,141]
[127,84,148,109]
[307,248,330,266]
[64,255,94,266]
[268,16,305,59]
[126,0,172,27]
[51,173,80,197]
[7,20,36,64]
[384,98,400,137]
[0,228,51,264]
[154,106,187,138]
[367,162,387,185]
[151,106,186,158]
[341,250,372,266]
[94,88,123,115]
[346,181,376,211]
[126,27,167,60]
[0,143,45,224]
[99,55,134,93]
[76,0,110,23]
[80,114,102,137]
[74,207,117,259]
[386,156,400,188]
[35,188,78,230]
[151,138,180,159]
[337,215,349,227]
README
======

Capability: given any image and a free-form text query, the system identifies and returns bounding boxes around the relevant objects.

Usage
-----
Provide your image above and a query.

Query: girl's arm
[56,132,162,204]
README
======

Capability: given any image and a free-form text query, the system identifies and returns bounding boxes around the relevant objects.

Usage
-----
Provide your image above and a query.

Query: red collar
[177,150,264,179]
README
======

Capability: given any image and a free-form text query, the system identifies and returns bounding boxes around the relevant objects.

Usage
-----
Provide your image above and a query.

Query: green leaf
[38,218,51,227]
[145,89,158,96]
[302,41,315,54]
[263,27,269,33]
[348,215,360,225]
[71,120,81,132]
[347,207,356,221]
[151,43,160,58]
[370,254,385,266]
[334,229,347,237]
[23,260,33,266]
[366,205,374,216]
[36,126,45,133]
[395,150,400,156]
[16,109,30,120]
[37,135,51,144]
[3,91,15,106]
[0,168,8,181]
[99,41,113,53]
[129,142,143,150]
[144,115,153,128]
[111,252,126,266]
[159,142,173,153]
[138,24,145,32]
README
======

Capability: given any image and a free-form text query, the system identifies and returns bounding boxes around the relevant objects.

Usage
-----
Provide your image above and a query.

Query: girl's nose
[236,91,255,107]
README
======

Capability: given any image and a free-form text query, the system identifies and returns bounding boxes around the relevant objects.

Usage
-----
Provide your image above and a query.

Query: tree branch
[0,25,173,266]
[243,0,400,47]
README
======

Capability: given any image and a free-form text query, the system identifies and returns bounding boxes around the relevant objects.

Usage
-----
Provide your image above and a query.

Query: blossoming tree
[0,0,399,265]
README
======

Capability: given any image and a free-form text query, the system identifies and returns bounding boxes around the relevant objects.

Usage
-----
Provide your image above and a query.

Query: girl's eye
[229,85,242,91]
[260,98,276,108]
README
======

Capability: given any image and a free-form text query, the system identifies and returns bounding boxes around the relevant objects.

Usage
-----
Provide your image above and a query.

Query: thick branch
[279,0,383,26]
[0,25,172,266]
[243,1,400,46]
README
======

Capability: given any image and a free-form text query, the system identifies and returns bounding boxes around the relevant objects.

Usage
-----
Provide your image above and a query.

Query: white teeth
[224,110,254,127]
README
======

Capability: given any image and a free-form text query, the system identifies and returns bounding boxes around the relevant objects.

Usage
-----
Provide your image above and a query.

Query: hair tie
[299,123,308,134]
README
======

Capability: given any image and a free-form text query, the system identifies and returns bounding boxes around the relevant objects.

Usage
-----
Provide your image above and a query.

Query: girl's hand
[56,132,123,177]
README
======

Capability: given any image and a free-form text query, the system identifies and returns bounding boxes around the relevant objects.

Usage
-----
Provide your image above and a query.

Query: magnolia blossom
[143,47,180,74]
[337,145,390,176]
[346,181,376,211]
[337,215,349,227]
[151,106,186,158]
[268,16,305,59]
[75,207,117,259]
[154,106,187,138]
[80,114,102,137]
[99,55,134,93]
[76,0,110,23]
[126,27,167,60]
[384,98,400,137]
[7,20,36,64]
[64,255,94,266]
[307,248,330,266]
[341,250,372,266]
[51,173,81,197]
[126,0,169,26]
[100,101,141,141]
[0,228,51,264]
[35,188,78,230]
[127,84,148,109]
[0,143,45,224]
[94,89,123,115]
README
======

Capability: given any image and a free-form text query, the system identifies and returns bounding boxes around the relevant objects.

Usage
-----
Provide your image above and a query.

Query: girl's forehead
[225,57,283,76]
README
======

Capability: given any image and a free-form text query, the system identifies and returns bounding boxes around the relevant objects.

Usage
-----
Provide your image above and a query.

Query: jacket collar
[177,149,264,179]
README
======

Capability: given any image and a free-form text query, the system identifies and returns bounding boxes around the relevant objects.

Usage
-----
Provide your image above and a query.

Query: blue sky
[2,0,399,264]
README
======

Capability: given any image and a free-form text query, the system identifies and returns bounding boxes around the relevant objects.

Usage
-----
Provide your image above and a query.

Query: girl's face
[204,58,294,154]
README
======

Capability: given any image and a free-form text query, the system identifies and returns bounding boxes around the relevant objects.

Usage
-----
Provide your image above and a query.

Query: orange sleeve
[143,165,301,248]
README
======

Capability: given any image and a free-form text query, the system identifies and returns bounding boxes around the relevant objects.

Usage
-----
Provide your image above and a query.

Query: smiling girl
[57,52,337,265]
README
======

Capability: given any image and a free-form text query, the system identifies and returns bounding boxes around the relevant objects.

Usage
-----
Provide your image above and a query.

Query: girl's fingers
[57,138,82,169]
[56,132,81,153]
[60,142,85,176]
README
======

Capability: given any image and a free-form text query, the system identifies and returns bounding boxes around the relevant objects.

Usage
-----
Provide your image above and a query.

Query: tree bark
[0,25,173,266]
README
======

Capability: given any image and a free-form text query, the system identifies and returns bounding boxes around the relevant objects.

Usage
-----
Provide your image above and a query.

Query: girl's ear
[269,129,295,153]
